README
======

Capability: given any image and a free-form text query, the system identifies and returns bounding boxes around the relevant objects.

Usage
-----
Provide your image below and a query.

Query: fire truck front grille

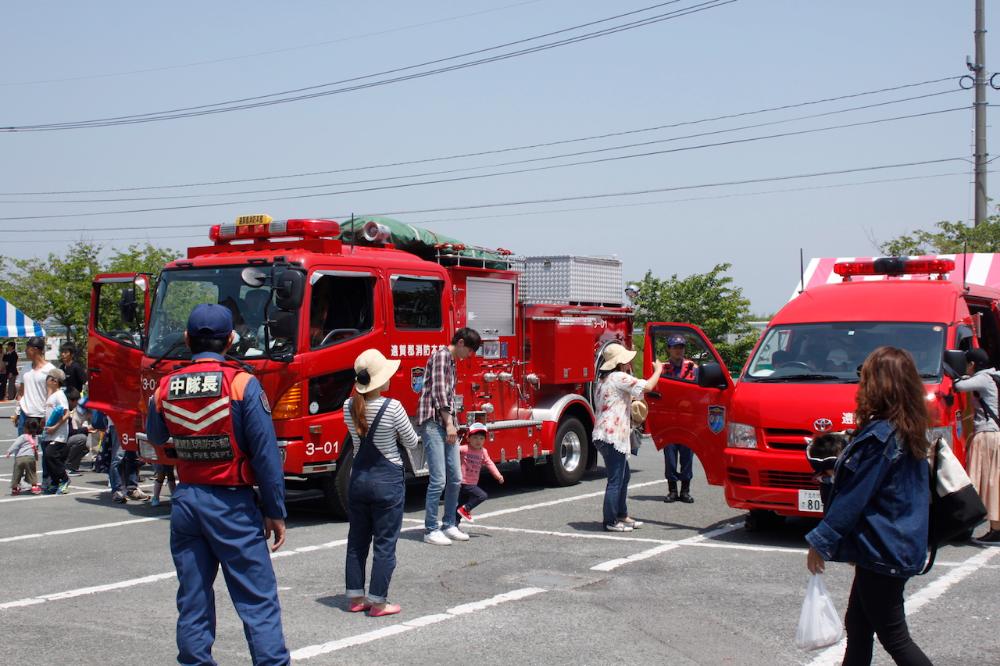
[760,471,817,490]
[763,428,813,451]
[727,467,751,485]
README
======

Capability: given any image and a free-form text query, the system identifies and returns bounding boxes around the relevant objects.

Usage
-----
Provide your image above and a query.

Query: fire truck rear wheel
[545,417,588,486]
[320,445,353,519]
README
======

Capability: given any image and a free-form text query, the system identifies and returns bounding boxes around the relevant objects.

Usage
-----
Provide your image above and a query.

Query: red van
[643,256,995,529]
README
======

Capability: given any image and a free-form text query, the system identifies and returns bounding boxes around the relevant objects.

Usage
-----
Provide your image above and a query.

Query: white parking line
[591,523,742,571]
[472,479,666,520]
[290,587,546,660]
[806,546,1000,666]
[0,516,167,544]
[0,482,154,504]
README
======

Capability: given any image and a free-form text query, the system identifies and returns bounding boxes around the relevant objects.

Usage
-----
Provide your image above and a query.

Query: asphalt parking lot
[1,402,998,666]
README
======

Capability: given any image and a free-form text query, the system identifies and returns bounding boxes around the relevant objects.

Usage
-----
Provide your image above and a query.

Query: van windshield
[744,322,946,383]
[146,267,297,360]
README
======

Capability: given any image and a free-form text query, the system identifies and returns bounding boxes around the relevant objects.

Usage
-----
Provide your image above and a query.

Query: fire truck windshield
[146,267,297,360]
[744,322,946,383]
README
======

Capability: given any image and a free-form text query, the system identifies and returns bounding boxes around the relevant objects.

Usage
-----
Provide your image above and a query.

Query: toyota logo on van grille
[813,418,834,432]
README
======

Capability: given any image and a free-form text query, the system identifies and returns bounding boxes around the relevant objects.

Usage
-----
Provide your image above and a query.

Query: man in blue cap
[663,334,698,503]
[146,303,289,666]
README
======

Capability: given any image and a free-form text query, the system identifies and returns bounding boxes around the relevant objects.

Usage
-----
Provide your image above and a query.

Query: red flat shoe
[367,603,401,617]
[347,599,371,613]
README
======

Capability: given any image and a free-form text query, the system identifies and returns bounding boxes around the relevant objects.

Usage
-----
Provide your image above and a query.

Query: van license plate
[798,489,824,513]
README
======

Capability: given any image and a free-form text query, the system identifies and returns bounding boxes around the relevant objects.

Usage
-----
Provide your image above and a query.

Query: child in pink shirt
[455,423,504,524]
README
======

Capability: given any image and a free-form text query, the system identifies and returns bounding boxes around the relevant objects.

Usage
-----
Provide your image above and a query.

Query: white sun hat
[353,349,401,394]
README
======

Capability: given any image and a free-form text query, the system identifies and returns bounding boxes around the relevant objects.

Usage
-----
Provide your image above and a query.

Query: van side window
[392,277,443,330]
[651,328,710,384]
[309,275,375,349]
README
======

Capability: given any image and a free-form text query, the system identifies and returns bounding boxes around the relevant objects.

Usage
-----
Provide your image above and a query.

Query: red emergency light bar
[833,257,956,278]
[210,216,340,243]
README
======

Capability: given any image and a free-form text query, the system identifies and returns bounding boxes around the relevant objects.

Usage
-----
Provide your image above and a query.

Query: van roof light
[833,257,956,278]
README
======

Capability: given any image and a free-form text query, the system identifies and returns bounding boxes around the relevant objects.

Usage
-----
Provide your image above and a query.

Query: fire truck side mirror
[274,269,305,311]
[697,362,729,390]
[267,310,297,340]
[943,349,967,378]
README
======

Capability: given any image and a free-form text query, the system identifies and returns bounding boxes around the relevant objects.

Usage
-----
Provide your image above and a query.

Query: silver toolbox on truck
[518,255,624,306]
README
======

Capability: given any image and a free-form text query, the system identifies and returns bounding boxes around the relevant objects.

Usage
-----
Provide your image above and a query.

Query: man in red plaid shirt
[419,327,481,546]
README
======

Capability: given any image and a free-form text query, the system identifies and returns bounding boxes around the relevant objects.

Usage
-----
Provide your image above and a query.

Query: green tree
[634,263,757,371]
[0,240,181,352]
[880,211,1000,255]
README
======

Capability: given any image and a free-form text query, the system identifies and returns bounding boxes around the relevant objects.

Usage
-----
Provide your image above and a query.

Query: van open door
[643,322,731,485]
[87,274,152,451]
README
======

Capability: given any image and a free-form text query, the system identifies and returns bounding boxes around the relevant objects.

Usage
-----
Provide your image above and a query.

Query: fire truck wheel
[320,446,353,519]
[744,509,785,532]
[519,458,544,485]
[545,417,589,486]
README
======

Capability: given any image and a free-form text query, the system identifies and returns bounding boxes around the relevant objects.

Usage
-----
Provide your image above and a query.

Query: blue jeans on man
[422,421,461,532]
[598,441,630,527]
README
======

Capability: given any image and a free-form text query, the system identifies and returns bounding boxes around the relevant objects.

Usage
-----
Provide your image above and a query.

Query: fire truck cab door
[87,273,151,450]
[643,322,731,486]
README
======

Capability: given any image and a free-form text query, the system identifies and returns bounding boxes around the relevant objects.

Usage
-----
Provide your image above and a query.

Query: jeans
[455,484,488,524]
[664,444,693,482]
[422,421,461,532]
[843,566,931,666]
[598,441,630,526]
[108,429,140,494]
[345,459,405,603]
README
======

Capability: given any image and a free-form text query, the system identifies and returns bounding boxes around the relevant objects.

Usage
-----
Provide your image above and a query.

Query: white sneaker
[423,529,452,546]
[442,526,470,542]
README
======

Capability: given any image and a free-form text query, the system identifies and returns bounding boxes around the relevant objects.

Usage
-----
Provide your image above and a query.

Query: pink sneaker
[30,485,42,495]
[457,506,475,523]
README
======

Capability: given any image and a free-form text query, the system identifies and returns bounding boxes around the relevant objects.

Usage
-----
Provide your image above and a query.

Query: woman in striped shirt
[343,349,419,617]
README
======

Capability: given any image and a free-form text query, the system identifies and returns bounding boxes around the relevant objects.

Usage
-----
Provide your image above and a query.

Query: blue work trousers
[422,421,461,532]
[170,484,289,666]
[598,441,630,527]
[345,445,405,603]
[664,444,694,482]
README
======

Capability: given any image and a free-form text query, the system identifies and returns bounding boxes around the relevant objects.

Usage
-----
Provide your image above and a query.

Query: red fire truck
[642,255,997,529]
[87,215,632,515]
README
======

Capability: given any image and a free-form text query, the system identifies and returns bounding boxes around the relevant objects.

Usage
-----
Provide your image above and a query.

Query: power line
[1,0,737,132]
[0,85,961,200]
[0,0,550,87]
[0,106,966,219]
[3,157,969,235]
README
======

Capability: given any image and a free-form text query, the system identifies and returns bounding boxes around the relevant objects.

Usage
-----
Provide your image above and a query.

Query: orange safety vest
[155,360,256,487]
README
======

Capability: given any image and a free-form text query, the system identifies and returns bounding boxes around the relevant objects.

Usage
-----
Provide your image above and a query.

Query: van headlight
[927,426,952,446]
[728,422,758,449]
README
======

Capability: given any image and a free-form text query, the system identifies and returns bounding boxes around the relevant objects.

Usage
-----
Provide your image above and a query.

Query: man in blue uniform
[662,334,699,504]
[146,303,289,666]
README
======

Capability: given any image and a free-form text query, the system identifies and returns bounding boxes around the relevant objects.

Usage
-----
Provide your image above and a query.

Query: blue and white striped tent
[0,297,45,337]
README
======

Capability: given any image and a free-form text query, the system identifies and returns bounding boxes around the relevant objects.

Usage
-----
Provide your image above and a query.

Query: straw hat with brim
[630,400,648,424]
[600,343,637,371]
[353,349,401,394]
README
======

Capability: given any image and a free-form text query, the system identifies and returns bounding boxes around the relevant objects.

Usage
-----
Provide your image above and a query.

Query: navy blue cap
[667,334,686,347]
[187,303,234,340]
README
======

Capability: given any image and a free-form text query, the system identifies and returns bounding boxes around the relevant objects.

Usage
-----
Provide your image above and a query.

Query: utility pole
[972,0,988,226]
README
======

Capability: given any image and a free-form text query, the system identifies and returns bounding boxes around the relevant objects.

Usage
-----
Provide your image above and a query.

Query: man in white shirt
[14,337,55,435]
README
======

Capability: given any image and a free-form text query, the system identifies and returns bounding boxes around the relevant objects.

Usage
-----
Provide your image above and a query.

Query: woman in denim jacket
[805,347,931,666]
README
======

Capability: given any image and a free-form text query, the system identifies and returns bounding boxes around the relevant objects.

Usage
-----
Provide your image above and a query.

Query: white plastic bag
[795,574,844,651]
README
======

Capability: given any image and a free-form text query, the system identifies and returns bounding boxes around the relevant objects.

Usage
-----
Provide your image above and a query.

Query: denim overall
[345,399,406,604]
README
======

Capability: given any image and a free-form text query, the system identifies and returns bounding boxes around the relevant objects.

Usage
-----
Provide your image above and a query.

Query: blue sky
[1,1,996,313]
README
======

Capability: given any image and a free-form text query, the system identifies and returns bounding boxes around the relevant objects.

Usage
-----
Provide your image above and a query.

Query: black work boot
[679,480,694,503]
[664,480,679,503]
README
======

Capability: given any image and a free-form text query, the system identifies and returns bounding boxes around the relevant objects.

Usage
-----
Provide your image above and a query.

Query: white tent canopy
[0,296,45,338]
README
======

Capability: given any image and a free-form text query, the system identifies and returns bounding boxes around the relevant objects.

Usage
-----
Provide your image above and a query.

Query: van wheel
[545,417,588,486]
[744,509,785,532]
[320,445,353,519]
